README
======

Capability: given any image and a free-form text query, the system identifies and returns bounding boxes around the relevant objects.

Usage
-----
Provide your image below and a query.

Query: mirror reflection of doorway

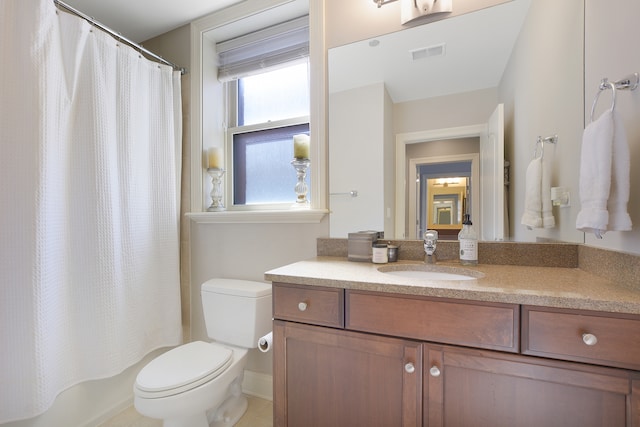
[407,144,480,241]
[431,188,462,225]
[416,161,473,240]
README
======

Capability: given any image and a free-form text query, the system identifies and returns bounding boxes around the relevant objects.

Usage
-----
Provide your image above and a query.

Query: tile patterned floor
[99,395,272,427]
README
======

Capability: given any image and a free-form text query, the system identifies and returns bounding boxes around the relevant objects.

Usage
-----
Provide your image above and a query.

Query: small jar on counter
[387,244,399,262]
[372,243,388,264]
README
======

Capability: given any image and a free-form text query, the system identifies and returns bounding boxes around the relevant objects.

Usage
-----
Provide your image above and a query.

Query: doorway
[394,103,505,241]
[420,162,472,240]
[409,155,478,240]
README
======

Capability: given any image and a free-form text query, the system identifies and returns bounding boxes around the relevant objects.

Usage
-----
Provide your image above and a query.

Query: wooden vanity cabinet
[272,282,344,328]
[346,290,519,353]
[273,320,422,427]
[424,344,638,427]
[273,282,640,427]
[522,305,640,371]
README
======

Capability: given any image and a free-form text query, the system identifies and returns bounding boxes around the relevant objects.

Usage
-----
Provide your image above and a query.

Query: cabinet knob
[429,366,441,377]
[298,301,308,312]
[404,363,415,374]
[582,333,598,346]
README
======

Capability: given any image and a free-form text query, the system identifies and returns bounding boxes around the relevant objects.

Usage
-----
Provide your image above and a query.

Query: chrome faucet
[424,230,438,264]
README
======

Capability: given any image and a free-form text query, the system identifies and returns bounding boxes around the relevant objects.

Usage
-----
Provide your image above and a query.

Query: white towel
[576,108,632,238]
[541,154,555,229]
[521,156,543,228]
[521,155,555,229]
[608,109,632,232]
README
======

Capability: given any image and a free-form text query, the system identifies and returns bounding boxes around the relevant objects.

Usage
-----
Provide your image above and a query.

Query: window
[237,62,310,126]
[232,122,309,205]
[217,17,310,209]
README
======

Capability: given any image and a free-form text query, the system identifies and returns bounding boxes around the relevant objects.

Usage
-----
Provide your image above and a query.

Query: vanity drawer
[522,306,640,370]
[346,290,519,352]
[273,283,344,328]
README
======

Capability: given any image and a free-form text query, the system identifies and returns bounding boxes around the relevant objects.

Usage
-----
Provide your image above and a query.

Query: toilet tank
[201,278,272,348]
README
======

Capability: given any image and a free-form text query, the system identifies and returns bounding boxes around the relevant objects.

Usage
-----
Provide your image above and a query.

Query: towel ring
[533,135,557,159]
[590,80,616,122]
[533,136,544,159]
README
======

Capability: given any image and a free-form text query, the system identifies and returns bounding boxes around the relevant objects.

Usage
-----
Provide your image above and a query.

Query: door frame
[395,124,485,239]
[408,153,479,240]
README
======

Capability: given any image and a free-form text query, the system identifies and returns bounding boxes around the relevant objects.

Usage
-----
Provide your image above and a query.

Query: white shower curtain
[0,0,183,422]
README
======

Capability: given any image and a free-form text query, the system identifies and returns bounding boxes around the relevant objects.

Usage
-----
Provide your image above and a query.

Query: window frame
[225,57,311,210]
[188,0,327,224]
[226,114,310,211]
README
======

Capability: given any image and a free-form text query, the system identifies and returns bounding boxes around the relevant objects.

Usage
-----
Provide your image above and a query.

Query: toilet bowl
[134,341,248,427]
[133,278,272,427]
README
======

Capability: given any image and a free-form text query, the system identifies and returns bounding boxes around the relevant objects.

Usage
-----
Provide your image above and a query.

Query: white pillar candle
[293,134,310,159]
[207,147,223,169]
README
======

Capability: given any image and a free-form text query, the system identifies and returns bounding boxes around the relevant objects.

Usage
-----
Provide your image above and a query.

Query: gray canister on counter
[387,244,399,262]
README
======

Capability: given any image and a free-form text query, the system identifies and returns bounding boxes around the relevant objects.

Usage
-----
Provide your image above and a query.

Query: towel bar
[330,190,358,197]
[590,72,638,122]
[599,73,639,91]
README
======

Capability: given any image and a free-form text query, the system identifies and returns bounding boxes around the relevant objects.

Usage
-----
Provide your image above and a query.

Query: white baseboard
[242,370,273,401]
[83,397,133,427]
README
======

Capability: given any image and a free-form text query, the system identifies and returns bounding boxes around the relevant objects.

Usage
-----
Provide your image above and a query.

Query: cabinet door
[274,320,422,427]
[424,344,635,427]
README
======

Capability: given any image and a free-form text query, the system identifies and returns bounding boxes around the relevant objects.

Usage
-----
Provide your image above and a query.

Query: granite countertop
[264,256,640,315]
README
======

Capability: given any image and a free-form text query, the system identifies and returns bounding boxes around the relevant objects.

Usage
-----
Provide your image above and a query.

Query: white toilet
[133,278,272,427]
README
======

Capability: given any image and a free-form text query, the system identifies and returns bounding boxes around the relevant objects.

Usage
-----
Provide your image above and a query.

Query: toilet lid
[135,341,233,398]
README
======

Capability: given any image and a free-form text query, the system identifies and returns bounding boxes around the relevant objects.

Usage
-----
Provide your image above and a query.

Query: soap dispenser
[458,214,478,265]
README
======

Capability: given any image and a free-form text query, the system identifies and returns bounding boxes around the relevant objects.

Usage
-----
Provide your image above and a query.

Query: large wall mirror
[327,0,585,243]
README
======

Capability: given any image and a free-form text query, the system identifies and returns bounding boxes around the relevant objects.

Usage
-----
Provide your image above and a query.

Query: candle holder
[291,158,310,207]
[207,168,226,211]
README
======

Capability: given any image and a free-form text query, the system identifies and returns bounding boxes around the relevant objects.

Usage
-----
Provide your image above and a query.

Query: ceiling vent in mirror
[410,43,446,61]
[401,0,453,25]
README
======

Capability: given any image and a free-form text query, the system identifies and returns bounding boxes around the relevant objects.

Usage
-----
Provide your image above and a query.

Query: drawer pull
[404,363,415,374]
[429,366,441,377]
[582,333,598,346]
[298,301,308,312]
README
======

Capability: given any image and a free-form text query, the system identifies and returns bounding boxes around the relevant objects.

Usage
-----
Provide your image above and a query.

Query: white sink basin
[377,265,483,281]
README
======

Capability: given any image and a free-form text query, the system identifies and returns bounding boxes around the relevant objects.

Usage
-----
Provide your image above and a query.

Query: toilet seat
[135,341,233,399]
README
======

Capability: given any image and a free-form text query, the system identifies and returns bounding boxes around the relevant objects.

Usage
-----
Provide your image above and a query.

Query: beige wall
[406,137,479,159]
[329,83,388,237]
[394,88,499,134]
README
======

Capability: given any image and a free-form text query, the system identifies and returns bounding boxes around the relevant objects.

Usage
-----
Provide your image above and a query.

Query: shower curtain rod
[53,0,186,75]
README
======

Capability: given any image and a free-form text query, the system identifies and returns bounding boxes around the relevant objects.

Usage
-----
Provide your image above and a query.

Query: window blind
[216,15,309,82]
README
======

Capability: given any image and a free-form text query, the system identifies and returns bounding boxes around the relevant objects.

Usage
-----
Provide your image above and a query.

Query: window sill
[186,209,329,224]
